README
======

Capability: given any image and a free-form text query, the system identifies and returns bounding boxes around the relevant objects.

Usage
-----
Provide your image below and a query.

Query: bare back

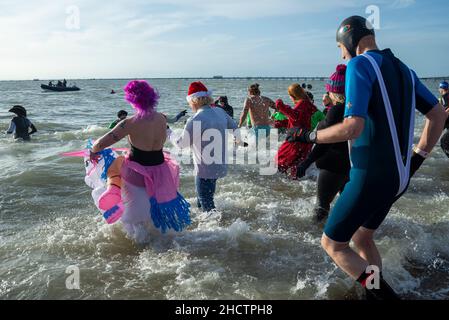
[127,112,167,151]
[245,96,273,127]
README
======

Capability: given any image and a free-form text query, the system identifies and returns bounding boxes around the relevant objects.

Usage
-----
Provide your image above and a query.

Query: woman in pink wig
[90,80,191,244]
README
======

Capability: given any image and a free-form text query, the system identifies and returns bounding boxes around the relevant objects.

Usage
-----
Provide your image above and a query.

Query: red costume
[275,99,318,177]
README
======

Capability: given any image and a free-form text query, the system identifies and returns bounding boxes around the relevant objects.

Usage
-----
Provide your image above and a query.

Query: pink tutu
[121,152,191,233]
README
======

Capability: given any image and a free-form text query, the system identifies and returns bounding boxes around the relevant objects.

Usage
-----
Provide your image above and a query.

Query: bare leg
[352,227,382,271]
[321,234,369,280]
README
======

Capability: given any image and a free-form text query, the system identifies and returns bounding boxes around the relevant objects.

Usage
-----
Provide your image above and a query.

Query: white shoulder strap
[361,53,416,196]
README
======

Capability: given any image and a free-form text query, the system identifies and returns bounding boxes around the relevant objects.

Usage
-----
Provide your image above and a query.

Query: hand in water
[296,159,312,179]
[296,165,307,179]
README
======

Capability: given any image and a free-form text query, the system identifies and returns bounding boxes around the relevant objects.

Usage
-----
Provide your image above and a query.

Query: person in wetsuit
[296,64,350,222]
[215,96,234,118]
[6,105,37,141]
[286,16,446,300]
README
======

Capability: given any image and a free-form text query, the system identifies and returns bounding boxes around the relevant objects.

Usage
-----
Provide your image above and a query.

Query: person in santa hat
[171,81,242,218]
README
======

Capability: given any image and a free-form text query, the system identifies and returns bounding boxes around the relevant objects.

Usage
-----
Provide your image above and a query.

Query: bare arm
[6,121,15,134]
[91,119,130,153]
[416,103,447,153]
[238,99,250,127]
[316,117,365,144]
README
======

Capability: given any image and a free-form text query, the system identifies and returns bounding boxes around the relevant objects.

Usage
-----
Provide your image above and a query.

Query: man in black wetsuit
[6,105,37,141]
[286,16,446,300]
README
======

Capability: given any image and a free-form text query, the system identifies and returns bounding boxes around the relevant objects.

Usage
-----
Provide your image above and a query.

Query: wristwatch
[308,131,317,143]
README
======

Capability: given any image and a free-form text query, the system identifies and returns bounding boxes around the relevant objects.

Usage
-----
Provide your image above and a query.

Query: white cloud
[0,0,441,79]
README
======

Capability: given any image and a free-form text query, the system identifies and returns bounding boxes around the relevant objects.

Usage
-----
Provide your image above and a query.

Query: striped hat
[325,64,347,94]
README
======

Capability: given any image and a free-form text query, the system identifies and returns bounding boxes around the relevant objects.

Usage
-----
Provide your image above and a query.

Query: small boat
[41,84,80,92]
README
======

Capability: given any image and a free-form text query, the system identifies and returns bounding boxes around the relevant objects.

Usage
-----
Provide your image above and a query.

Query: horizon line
[1,75,448,82]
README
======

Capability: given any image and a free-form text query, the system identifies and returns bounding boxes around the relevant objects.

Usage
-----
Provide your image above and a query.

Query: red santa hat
[186,81,212,102]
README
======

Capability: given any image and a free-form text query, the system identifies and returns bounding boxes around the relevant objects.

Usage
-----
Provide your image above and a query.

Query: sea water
[0,78,448,299]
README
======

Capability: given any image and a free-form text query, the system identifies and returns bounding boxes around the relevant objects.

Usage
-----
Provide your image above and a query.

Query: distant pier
[174,76,329,81]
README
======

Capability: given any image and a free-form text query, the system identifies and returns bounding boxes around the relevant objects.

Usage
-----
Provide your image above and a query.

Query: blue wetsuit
[324,49,438,242]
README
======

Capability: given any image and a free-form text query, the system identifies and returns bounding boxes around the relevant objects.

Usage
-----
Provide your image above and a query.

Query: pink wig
[124,80,160,119]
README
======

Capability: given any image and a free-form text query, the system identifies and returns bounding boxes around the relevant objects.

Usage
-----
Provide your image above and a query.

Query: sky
[1,0,448,80]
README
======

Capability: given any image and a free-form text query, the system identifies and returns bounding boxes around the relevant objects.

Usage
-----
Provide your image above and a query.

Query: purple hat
[325,64,347,94]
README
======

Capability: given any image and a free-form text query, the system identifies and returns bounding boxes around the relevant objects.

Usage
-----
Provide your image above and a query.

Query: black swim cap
[8,105,27,117]
[117,110,128,117]
[336,16,375,58]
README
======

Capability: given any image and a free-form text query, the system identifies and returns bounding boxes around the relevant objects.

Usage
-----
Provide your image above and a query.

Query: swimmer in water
[109,110,128,129]
[6,105,37,141]
[238,83,275,146]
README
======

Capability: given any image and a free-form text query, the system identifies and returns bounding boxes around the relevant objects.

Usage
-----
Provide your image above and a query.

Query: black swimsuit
[129,145,164,166]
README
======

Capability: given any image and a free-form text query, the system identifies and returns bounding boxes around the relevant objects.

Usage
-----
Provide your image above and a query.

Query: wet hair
[307,84,313,90]
[301,83,307,89]
[288,83,310,102]
[248,83,260,96]
[124,80,159,119]
[117,110,128,118]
